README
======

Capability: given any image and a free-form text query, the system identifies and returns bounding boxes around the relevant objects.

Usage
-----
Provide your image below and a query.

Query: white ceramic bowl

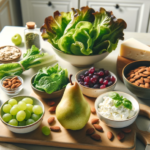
[0,96,45,134]
[95,91,139,128]
[75,69,117,98]
[50,44,109,67]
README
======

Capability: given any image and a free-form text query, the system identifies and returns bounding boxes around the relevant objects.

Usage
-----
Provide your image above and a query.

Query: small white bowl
[75,69,117,98]
[95,91,139,128]
[50,44,109,67]
[0,96,45,134]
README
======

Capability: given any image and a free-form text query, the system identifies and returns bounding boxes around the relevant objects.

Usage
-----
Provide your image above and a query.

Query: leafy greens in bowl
[32,64,69,94]
[40,6,127,56]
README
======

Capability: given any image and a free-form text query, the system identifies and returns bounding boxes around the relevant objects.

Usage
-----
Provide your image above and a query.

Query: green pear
[56,76,90,130]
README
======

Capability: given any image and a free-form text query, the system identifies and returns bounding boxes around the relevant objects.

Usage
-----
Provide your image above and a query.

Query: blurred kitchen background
[0,0,150,32]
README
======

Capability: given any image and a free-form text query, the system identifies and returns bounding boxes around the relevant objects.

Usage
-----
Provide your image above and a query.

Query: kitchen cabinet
[21,0,79,28]
[80,0,150,32]
[0,0,22,31]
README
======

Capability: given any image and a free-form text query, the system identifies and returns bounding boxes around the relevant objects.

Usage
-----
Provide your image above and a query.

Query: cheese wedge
[120,38,150,61]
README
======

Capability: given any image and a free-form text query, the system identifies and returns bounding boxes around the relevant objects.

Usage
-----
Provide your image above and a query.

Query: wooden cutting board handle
[135,124,150,146]
[139,103,150,119]
[136,103,150,146]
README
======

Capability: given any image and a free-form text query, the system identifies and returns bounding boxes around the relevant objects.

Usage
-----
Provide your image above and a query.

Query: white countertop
[0,26,150,150]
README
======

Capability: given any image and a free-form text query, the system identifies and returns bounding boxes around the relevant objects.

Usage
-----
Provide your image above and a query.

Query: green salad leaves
[40,6,127,55]
[108,92,132,110]
[33,64,69,94]
[0,45,57,79]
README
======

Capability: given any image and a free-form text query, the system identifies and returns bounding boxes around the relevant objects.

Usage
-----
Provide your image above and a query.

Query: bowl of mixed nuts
[123,60,150,99]
[0,76,23,95]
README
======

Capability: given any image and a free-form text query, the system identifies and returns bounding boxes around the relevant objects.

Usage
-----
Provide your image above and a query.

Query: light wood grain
[0,93,138,150]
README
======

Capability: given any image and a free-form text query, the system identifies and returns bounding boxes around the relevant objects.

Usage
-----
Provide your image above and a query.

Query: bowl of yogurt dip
[95,91,139,128]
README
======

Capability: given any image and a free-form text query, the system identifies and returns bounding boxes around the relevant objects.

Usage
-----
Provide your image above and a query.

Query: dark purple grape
[110,76,116,83]
[84,82,89,86]
[103,80,108,85]
[104,70,110,76]
[89,82,94,87]
[79,82,84,85]
[104,76,110,81]
[78,78,83,82]
[107,81,113,86]
[84,71,89,76]
[89,73,93,77]
[90,77,97,84]
[93,75,99,79]
[99,78,104,84]
[93,84,99,88]
[84,76,90,83]
[100,85,106,89]
[89,67,95,74]
[80,75,85,80]
[97,71,104,77]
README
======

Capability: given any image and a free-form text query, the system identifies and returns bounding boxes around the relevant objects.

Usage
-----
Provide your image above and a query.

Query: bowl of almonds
[0,76,23,95]
[123,60,150,99]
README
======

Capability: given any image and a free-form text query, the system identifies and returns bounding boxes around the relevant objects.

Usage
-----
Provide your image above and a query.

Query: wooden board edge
[0,136,136,150]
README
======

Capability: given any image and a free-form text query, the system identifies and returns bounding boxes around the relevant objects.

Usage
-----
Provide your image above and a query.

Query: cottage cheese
[98,96,136,120]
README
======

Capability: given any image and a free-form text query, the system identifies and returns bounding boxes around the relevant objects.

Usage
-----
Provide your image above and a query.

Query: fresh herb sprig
[108,92,132,110]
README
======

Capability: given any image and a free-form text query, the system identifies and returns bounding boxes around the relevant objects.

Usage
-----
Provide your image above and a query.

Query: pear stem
[69,74,73,85]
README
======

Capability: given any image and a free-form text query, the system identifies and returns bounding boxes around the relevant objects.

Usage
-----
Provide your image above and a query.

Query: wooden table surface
[0,26,150,150]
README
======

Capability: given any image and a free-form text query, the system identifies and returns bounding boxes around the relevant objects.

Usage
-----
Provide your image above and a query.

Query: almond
[91,107,96,114]
[11,76,18,81]
[145,83,149,88]
[129,74,135,78]
[107,131,113,140]
[12,79,17,84]
[122,127,132,133]
[91,118,99,124]
[8,81,12,86]
[139,73,147,77]
[144,78,150,83]
[147,76,150,79]
[11,84,16,89]
[5,85,10,88]
[138,68,145,73]
[50,126,60,131]
[47,116,55,124]
[5,78,11,81]
[16,79,21,83]
[47,101,55,106]
[139,84,145,88]
[86,128,95,135]
[134,75,140,80]
[143,71,150,75]
[117,132,125,141]
[48,106,56,112]
[146,67,150,72]
[129,78,135,82]
[93,124,103,132]
[15,83,22,88]
[3,81,8,84]
[90,134,101,141]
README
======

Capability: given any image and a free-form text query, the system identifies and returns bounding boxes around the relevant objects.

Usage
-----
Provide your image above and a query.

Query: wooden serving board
[0,93,150,150]
[117,56,134,81]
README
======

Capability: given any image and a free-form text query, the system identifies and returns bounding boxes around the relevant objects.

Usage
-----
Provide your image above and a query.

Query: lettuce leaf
[33,64,68,94]
[40,6,127,55]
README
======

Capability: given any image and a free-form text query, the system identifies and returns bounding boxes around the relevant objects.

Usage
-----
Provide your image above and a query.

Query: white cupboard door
[21,0,78,28]
[0,0,12,31]
[80,0,150,32]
